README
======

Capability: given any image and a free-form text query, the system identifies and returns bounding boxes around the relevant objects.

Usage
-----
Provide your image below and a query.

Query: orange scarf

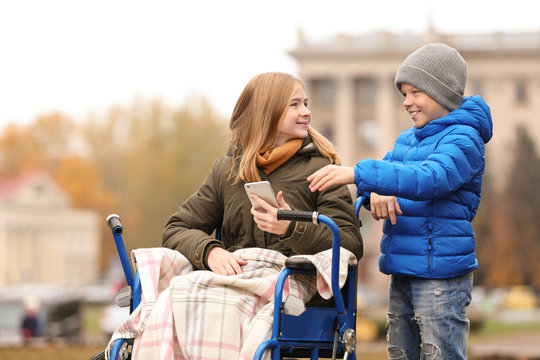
[257,139,303,175]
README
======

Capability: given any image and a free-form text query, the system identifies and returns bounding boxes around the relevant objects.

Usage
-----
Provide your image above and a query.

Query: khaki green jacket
[162,137,363,270]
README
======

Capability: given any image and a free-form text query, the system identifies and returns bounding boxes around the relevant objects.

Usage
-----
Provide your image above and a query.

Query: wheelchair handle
[278,210,348,314]
[107,214,123,234]
[272,210,354,342]
[277,210,319,224]
[106,214,134,288]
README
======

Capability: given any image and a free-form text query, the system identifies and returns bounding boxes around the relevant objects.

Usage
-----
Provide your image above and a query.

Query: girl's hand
[207,247,248,275]
[251,191,291,236]
[307,165,355,192]
[370,192,403,225]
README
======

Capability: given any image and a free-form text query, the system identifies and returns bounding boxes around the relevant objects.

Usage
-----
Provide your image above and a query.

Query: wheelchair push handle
[106,213,134,288]
[107,214,123,234]
[277,209,319,224]
[277,209,346,310]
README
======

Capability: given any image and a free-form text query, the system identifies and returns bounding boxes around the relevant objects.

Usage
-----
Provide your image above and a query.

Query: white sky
[0,0,538,129]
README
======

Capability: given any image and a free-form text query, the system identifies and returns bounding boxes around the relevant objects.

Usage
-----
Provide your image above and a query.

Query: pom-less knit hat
[394,43,467,111]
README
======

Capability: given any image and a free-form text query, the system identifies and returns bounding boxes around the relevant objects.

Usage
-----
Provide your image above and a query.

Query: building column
[483,76,513,191]
[334,76,356,165]
[375,75,397,159]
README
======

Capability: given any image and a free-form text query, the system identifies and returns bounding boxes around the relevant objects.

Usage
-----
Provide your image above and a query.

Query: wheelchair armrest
[285,257,316,271]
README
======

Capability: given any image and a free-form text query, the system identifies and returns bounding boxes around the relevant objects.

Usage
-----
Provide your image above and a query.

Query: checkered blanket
[105,247,356,360]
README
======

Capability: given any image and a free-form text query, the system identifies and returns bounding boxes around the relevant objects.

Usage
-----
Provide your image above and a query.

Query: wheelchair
[91,197,365,360]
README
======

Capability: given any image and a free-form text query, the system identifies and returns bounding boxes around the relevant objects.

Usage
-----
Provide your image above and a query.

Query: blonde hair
[228,72,341,183]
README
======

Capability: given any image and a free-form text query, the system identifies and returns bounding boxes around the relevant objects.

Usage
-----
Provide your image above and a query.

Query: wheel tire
[89,351,106,360]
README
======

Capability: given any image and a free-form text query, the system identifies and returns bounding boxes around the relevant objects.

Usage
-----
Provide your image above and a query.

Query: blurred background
[1,1,539,359]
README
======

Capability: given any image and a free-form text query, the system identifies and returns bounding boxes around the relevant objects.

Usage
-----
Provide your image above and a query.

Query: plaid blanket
[105,247,356,360]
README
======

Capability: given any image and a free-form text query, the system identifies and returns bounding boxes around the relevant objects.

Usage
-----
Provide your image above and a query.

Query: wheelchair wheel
[89,342,132,360]
[89,351,105,360]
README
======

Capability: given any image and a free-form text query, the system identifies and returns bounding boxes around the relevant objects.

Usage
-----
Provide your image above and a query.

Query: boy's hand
[307,165,354,192]
[207,247,248,275]
[370,192,403,225]
[250,191,291,236]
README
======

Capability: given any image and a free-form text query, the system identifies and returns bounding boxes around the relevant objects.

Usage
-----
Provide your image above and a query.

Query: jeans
[386,273,473,360]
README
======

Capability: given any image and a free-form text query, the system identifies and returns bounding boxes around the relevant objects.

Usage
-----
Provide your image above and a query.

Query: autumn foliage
[0,97,226,273]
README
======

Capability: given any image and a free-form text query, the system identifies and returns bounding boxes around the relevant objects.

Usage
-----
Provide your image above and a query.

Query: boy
[307,43,493,359]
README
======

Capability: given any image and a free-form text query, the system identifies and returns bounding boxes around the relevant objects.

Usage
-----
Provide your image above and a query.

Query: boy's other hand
[307,165,354,192]
[370,192,403,225]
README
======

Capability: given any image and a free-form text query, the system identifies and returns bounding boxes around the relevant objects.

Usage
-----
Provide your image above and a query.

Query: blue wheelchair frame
[253,208,359,360]
[104,196,365,360]
[105,214,140,359]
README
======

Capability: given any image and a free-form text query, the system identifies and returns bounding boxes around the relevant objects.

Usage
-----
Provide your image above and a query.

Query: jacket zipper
[427,222,433,274]
[386,225,392,272]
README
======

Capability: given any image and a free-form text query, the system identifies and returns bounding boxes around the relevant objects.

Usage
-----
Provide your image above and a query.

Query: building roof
[0,171,41,197]
[0,171,70,209]
[289,29,540,59]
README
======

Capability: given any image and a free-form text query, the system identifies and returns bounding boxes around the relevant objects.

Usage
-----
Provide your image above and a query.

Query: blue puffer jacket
[354,96,493,279]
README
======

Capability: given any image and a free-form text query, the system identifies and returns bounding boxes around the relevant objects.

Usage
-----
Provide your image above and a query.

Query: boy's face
[400,83,449,129]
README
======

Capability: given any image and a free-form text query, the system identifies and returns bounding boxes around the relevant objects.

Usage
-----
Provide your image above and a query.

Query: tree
[52,156,119,270]
[474,126,540,288]
[503,126,540,287]
[471,168,496,287]
[83,96,228,253]
[0,113,76,176]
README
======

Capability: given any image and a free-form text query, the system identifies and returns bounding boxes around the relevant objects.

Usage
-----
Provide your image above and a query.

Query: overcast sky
[1,0,538,129]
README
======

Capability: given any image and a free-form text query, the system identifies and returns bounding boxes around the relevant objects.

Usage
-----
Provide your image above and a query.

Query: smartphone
[244,181,279,210]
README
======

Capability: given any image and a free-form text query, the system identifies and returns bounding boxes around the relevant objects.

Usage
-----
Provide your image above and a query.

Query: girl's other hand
[207,247,248,275]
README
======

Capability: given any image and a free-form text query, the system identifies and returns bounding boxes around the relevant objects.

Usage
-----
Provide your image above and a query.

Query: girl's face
[275,86,311,147]
[400,83,449,128]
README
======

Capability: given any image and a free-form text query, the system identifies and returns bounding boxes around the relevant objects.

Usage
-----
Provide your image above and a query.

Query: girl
[162,72,363,274]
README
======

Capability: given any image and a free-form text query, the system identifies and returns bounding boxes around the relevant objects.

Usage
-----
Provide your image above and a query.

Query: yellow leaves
[0,112,76,176]
[52,156,118,211]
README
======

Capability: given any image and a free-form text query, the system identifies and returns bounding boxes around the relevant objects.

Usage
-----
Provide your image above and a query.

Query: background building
[291,28,540,186]
[290,28,540,287]
[0,171,100,287]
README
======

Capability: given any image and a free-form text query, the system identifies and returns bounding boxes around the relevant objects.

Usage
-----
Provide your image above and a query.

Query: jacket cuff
[280,220,296,239]
[353,163,361,185]
[196,239,223,270]
[280,221,307,244]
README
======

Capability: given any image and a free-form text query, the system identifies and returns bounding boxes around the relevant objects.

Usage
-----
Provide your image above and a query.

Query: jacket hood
[297,135,317,156]
[414,95,493,143]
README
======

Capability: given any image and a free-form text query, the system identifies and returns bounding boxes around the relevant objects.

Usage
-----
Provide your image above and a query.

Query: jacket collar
[413,96,493,144]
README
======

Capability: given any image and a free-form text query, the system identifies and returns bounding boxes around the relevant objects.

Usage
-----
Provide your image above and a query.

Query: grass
[470,319,540,342]
[0,344,106,360]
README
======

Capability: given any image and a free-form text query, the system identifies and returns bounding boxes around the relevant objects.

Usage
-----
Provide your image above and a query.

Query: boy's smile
[400,83,450,128]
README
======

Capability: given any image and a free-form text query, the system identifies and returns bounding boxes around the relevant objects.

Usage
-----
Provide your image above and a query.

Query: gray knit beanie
[394,43,467,111]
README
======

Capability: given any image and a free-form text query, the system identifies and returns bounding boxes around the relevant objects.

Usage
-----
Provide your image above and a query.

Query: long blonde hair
[228,72,341,183]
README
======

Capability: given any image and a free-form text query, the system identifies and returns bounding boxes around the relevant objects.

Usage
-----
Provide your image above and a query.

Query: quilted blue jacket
[354,96,493,279]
